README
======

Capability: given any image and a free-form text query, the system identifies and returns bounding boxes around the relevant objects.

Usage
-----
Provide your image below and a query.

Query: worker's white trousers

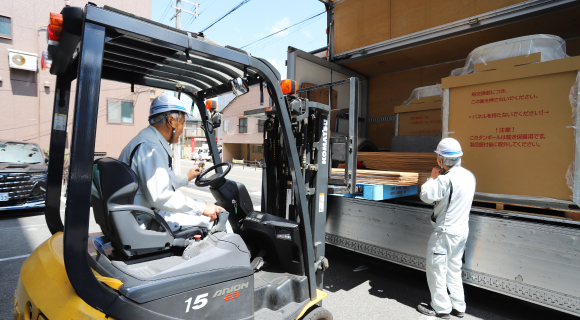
[161,211,233,233]
[426,230,468,314]
[161,211,213,231]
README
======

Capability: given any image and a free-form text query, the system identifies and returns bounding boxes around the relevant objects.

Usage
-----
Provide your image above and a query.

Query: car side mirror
[45,158,49,165]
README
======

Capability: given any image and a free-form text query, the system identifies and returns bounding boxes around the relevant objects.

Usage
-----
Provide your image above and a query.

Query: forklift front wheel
[301,306,333,320]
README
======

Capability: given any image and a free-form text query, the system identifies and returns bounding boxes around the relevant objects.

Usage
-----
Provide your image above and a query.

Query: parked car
[0,141,47,211]
[201,147,222,161]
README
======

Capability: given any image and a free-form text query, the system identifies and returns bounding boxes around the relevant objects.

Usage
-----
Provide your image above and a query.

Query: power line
[182,0,205,29]
[159,0,174,22]
[240,11,324,49]
[246,14,325,54]
[200,0,251,33]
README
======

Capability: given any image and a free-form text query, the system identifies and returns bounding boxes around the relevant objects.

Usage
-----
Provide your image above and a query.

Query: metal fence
[232,159,262,170]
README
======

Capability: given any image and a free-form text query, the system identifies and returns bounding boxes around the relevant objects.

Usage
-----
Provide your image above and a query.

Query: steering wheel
[195,162,232,187]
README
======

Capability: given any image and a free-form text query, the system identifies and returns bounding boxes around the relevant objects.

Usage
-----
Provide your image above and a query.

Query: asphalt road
[0,162,576,320]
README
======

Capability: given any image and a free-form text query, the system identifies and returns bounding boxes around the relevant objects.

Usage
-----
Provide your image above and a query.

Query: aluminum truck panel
[326,196,580,316]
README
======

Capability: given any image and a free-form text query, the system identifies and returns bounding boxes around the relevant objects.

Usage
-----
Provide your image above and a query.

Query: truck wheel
[302,307,333,320]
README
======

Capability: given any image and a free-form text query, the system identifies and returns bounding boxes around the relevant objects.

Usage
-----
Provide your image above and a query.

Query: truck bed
[326,196,580,316]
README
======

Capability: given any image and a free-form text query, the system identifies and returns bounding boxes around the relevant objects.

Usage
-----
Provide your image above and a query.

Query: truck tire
[302,307,333,320]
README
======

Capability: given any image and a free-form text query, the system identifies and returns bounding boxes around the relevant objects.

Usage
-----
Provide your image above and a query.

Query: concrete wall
[223,143,262,163]
[223,143,242,163]
[0,0,152,158]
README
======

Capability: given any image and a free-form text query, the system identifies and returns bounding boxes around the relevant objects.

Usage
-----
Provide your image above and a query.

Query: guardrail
[232,159,262,170]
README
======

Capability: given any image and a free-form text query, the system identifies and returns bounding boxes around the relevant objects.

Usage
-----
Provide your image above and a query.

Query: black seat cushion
[173,227,204,239]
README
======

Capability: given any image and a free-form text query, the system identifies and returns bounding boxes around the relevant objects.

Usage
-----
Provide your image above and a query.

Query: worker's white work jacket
[420,166,476,235]
[118,126,205,217]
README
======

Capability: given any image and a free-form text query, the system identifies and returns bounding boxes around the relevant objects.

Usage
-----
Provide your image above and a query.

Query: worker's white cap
[435,138,463,158]
[149,95,191,120]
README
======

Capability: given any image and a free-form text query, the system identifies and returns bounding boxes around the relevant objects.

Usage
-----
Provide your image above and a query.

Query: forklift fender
[15,232,109,320]
[295,289,327,320]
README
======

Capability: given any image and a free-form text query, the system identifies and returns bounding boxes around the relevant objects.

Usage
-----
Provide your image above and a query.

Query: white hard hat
[435,138,463,158]
[149,95,191,120]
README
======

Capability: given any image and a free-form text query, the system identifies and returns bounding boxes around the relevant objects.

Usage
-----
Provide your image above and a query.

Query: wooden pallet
[472,199,580,221]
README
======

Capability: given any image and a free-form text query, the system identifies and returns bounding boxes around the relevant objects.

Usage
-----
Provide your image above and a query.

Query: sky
[151,0,328,80]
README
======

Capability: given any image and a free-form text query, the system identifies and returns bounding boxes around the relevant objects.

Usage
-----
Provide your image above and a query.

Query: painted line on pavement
[0,254,30,262]
[0,224,46,231]
[228,174,261,181]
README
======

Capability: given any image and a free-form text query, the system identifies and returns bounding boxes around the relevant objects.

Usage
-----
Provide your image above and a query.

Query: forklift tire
[302,306,333,320]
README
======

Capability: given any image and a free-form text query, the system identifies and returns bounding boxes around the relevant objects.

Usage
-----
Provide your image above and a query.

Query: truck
[282,0,580,317]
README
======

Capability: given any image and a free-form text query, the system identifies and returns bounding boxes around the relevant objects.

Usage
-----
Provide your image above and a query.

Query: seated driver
[119,95,225,232]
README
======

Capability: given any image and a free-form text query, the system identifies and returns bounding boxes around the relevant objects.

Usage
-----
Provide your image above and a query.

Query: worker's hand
[202,204,225,222]
[187,167,202,181]
[431,167,442,179]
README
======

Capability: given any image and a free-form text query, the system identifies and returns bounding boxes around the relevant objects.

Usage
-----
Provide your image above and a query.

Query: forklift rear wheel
[302,306,333,320]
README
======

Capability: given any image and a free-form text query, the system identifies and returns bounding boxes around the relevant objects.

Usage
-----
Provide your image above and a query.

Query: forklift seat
[91,157,201,258]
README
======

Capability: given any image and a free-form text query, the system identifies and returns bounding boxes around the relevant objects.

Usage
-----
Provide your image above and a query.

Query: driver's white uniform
[119,125,211,231]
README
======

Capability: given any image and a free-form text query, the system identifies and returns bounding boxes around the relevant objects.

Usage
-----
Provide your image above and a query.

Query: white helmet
[149,95,191,120]
[435,138,463,158]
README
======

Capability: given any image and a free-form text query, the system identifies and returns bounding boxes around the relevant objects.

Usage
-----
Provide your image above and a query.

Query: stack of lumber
[357,152,437,172]
[355,152,437,187]
[331,169,418,186]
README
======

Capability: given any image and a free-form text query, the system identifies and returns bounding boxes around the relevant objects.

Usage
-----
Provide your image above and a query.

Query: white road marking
[0,254,30,262]
[0,224,46,231]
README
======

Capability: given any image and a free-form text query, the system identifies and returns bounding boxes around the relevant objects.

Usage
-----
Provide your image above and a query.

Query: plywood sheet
[447,61,577,200]
[334,0,391,54]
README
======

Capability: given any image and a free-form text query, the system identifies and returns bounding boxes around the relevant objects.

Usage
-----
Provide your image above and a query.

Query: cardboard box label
[448,71,577,200]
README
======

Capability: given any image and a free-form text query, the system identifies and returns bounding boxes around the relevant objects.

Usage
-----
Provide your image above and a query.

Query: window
[150,90,155,95]
[107,99,134,124]
[258,120,265,132]
[239,118,247,133]
[252,145,263,154]
[0,16,11,39]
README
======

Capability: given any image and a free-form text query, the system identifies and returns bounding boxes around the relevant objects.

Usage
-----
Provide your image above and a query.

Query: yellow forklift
[14,4,332,320]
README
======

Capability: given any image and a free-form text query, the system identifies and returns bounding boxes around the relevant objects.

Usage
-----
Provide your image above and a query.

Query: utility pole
[170,0,200,174]
[171,0,200,28]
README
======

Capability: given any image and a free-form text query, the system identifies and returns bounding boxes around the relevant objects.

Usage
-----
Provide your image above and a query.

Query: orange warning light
[206,100,217,110]
[280,79,297,95]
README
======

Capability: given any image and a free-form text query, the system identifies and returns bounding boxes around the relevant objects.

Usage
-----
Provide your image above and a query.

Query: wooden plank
[565,211,580,221]
[357,152,437,172]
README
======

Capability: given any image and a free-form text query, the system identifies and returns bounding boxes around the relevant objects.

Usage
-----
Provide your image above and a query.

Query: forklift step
[329,184,418,201]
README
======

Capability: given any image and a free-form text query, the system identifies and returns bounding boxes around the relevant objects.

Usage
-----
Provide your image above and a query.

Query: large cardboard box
[441,53,580,200]
[394,96,442,136]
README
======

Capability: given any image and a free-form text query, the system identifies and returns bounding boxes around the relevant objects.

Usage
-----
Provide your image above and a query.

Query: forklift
[14,4,332,320]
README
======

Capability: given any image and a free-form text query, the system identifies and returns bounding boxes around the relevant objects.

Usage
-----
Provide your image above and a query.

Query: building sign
[8,49,37,71]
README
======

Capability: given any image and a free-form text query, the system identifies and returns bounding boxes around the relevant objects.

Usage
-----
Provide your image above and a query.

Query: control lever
[211,210,230,234]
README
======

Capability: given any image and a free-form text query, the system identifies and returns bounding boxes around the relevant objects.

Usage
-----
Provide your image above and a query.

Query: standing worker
[417,138,476,319]
[119,95,224,232]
